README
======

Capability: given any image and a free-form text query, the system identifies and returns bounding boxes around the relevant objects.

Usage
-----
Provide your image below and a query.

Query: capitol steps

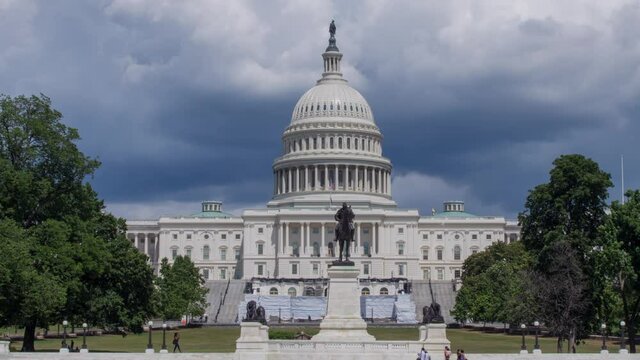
[410,280,457,324]
[204,280,229,323]
[215,280,246,324]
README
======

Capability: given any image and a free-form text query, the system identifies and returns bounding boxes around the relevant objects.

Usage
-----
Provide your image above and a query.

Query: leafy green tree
[596,190,640,353]
[519,154,612,352]
[0,94,155,350]
[156,256,209,321]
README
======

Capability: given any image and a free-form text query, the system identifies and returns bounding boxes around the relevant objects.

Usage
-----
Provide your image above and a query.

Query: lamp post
[80,323,88,353]
[533,321,541,354]
[600,323,608,354]
[145,321,154,353]
[620,321,628,354]
[520,323,528,354]
[160,323,168,354]
[59,320,69,353]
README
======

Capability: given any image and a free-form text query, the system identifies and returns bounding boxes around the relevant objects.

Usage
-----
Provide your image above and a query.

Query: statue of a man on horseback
[334,202,355,263]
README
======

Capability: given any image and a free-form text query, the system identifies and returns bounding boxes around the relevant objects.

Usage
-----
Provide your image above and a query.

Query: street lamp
[601,323,608,353]
[520,323,528,354]
[62,320,68,348]
[81,323,88,352]
[620,321,628,354]
[160,323,168,354]
[146,321,154,353]
[533,321,541,354]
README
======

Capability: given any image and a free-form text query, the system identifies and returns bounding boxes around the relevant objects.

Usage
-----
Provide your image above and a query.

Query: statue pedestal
[236,321,269,353]
[313,265,375,342]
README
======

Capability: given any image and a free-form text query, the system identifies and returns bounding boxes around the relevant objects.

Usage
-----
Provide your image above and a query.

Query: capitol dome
[269,23,395,209]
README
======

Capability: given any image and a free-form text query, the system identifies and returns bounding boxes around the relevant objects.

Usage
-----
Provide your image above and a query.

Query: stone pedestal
[620,349,629,355]
[0,340,10,354]
[236,321,269,352]
[520,349,529,354]
[145,348,155,354]
[79,348,89,353]
[421,323,451,354]
[159,348,169,354]
[313,265,375,341]
[600,349,609,355]
[59,347,69,353]
[532,348,542,355]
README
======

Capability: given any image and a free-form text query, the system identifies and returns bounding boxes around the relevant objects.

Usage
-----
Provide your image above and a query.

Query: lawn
[7,326,606,353]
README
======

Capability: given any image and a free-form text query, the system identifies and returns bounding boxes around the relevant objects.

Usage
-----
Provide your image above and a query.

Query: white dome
[291,80,374,123]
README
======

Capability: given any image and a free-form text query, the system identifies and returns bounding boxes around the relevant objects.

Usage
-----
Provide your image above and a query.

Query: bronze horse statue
[245,300,266,324]
[334,202,355,262]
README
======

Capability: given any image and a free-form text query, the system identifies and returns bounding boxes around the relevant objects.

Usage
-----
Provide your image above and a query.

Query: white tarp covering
[394,294,418,324]
[290,296,327,320]
[360,295,396,319]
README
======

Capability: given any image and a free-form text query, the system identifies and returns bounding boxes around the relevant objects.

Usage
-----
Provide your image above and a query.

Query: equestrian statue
[333,202,355,264]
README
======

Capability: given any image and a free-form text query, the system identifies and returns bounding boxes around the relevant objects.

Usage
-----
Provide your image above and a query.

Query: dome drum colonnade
[272,26,392,201]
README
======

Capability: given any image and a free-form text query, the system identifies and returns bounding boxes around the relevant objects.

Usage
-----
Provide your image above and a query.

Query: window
[235,234,241,240]
[363,242,371,256]
[221,234,227,240]
[363,263,370,275]
[437,234,443,240]
[202,268,209,280]
[171,247,178,260]
[437,247,443,261]
[312,242,320,257]
[398,264,405,276]
[454,234,460,240]
[220,268,227,280]
[288,287,297,297]
[291,263,298,275]
[269,287,278,295]
[454,246,461,260]
[397,242,404,255]
[361,288,370,295]
[257,264,264,276]
[204,234,210,240]
[423,268,431,280]
[486,234,492,240]
[379,287,389,295]
[472,234,477,240]
[454,269,461,279]
[203,246,210,260]
[437,268,444,280]
[305,287,315,296]
[220,248,227,261]
[172,234,178,240]
[234,247,241,260]
[312,227,319,234]
[257,243,264,255]
[185,247,192,259]
[186,234,192,240]
[422,234,428,240]
[422,248,429,260]
[258,227,264,234]
[312,263,319,275]
[398,227,404,234]
[471,246,479,255]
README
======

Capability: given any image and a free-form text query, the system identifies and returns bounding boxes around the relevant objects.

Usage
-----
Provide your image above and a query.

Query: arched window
[355,138,359,150]
[329,137,334,149]
[338,137,342,149]
[288,287,297,297]
[270,287,279,295]
[219,247,227,261]
[304,287,315,296]
[454,246,461,260]
[203,245,210,260]
[321,137,326,149]
[361,288,370,296]
[422,247,429,260]
[347,138,351,149]
[379,287,389,295]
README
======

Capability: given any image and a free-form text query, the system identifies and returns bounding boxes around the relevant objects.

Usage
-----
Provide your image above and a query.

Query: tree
[156,256,209,321]
[596,190,640,353]
[519,154,612,352]
[0,94,155,350]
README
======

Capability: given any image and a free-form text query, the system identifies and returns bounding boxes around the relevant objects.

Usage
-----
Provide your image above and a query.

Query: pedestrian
[456,349,462,360]
[417,347,430,360]
[460,349,467,360]
[172,332,182,353]
[444,346,452,360]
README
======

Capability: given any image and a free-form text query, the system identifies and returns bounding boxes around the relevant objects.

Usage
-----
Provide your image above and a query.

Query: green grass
[7,326,606,353]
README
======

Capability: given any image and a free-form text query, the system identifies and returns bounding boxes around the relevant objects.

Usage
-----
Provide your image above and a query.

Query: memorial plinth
[312,264,375,342]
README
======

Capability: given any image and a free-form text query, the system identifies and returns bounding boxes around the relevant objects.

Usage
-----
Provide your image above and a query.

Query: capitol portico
[126,26,520,298]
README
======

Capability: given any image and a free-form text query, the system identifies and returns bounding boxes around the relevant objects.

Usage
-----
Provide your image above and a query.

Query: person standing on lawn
[172,332,182,353]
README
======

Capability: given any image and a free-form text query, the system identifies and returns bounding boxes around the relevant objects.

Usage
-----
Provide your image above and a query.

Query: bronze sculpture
[245,300,266,324]
[333,202,355,263]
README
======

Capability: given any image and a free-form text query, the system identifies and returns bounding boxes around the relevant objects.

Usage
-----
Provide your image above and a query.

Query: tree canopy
[156,256,209,321]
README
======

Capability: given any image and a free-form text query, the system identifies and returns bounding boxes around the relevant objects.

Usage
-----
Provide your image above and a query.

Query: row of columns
[285,134,380,155]
[276,222,379,257]
[274,165,391,196]
[130,233,158,262]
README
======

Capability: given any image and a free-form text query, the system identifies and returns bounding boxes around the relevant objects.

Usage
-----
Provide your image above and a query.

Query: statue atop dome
[326,20,339,52]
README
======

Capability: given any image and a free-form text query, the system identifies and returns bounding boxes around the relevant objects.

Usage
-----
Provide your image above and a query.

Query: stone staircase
[214,280,247,324]
[204,280,229,323]
[410,280,457,324]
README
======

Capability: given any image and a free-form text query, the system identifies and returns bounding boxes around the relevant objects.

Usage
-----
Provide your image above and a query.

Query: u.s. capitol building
[126,29,520,297]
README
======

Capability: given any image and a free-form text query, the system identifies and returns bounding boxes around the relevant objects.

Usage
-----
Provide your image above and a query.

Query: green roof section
[431,211,477,218]
[188,200,234,219]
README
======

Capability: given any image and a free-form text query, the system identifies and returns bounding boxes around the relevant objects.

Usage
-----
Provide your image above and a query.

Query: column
[387,172,391,195]
[273,171,277,195]
[147,233,152,255]
[280,170,285,194]
[324,165,329,190]
[355,166,359,191]
[305,166,309,191]
[279,223,284,255]
[377,168,381,193]
[314,165,319,190]
[304,223,309,255]
[285,223,289,255]
[296,167,300,192]
[134,234,139,251]
[356,223,361,254]
[374,223,378,255]
[364,167,369,192]
[321,223,326,256]
[345,165,350,190]
[287,169,292,193]
[334,165,338,191]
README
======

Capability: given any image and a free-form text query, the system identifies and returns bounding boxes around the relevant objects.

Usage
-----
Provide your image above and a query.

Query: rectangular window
[312,227,319,234]
[258,227,264,234]
[220,268,227,280]
[221,234,227,240]
[172,248,178,260]
[397,243,404,255]
[291,263,298,275]
[437,268,444,280]
[257,264,264,276]
[220,249,227,261]
[398,264,405,276]
[202,268,209,280]
[312,263,319,275]
[363,229,370,234]
[186,248,192,259]
[235,234,241,240]
[472,234,478,240]
[186,234,192,240]
[292,228,299,234]
[423,268,430,280]
[437,249,443,261]
[486,234,492,240]
[454,269,461,279]
[398,227,404,234]
[172,234,178,240]
[437,234,443,240]
[422,234,428,240]
[234,248,240,260]
[203,247,210,260]
[257,243,264,255]
[422,249,429,260]
[363,263,370,275]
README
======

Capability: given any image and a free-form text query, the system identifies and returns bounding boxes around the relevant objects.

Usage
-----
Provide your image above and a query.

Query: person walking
[444,346,452,360]
[418,347,430,360]
[172,332,182,353]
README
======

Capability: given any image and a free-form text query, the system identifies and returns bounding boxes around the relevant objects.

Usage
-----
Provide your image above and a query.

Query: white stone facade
[126,32,520,285]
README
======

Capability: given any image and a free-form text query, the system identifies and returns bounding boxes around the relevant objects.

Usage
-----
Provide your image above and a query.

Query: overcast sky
[1,0,638,219]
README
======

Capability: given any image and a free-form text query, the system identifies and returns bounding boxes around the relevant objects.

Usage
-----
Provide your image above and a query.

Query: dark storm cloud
[1,0,639,219]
